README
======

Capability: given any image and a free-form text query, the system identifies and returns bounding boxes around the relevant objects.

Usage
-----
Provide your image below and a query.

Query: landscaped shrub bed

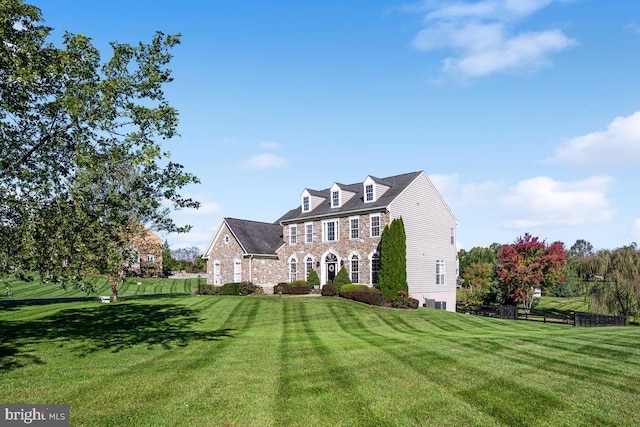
[391,290,419,309]
[341,290,383,306]
[321,284,338,296]
[275,281,311,295]
[339,284,371,294]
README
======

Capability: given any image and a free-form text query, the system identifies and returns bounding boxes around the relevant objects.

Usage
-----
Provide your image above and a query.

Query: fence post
[572,312,576,327]
[544,311,547,323]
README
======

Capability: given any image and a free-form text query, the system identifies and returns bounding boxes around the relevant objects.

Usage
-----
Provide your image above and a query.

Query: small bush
[252,285,264,295]
[339,284,370,295]
[219,282,242,295]
[333,266,351,288]
[391,290,419,309]
[321,284,338,296]
[201,285,218,295]
[341,290,383,306]
[307,269,320,288]
[275,281,311,295]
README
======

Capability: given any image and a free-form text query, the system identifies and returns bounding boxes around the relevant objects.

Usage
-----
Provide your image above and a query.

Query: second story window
[303,196,310,212]
[146,254,155,262]
[436,260,445,285]
[370,214,380,237]
[350,217,359,239]
[323,220,338,242]
[305,223,313,243]
[289,225,297,244]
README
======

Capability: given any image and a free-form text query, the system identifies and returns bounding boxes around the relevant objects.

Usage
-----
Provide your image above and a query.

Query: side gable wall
[205,222,245,285]
[389,172,457,310]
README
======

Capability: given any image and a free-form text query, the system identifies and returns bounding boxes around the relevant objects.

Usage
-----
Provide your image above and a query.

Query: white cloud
[242,153,286,170]
[430,173,503,210]
[412,0,576,78]
[259,141,281,149]
[632,219,640,239]
[500,176,616,229]
[547,111,640,168]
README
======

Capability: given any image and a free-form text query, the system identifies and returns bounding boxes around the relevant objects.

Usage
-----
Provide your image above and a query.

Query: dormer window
[302,196,310,212]
[365,184,374,202]
[332,190,340,208]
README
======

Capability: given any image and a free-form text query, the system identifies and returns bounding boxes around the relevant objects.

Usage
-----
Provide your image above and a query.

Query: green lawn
[1,275,200,300]
[1,296,639,426]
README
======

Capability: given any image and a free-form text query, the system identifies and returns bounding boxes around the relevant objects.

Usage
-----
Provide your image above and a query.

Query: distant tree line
[161,242,206,274]
[458,236,639,324]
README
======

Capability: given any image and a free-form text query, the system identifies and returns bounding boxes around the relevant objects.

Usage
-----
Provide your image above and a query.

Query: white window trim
[213,260,221,285]
[322,219,339,242]
[305,255,314,279]
[234,258,242,282]
[370,213,381,238]
[349,252,360,284]
[289,225,297,245]
[305,222,313,243]
[331,190,340,208]
[436,260,445,285]
[365,183,374,203]
[369,251,380,286]
[289,255,298,282]
[349,216,359,240]
[302,196,310,212]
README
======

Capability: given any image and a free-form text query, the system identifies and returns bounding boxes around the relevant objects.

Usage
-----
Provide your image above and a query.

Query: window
[370,252,380,286]
[370,214,380,237]
[350,217,359,239]
[332,190,340,207]
[289,258,297,282]
[289,225,297,244]
[305,256,313,278]
[146,254,155,262]
[350,254,360,283]
[436,260,445,285]
[365,184,374,202]
[302,196,310,212]
[305,223,313,243]
[323,220,338,242]
[234,259,242,282]
[213,261,221,285]
[451,228,456,245]
[224,235,230,244]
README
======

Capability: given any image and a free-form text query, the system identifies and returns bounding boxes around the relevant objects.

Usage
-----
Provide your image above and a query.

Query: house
[204,171,458,311]
[129,227,163,277]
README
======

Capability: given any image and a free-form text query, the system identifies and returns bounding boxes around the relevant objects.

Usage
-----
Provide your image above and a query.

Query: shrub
[333,266,352,288]
[252,285,264,295]
[341,290,383,306]
[391,290,419,309]
[339,284,370,295]
[307,269,320,288]
[201,285,218,295]
[275,281,311,295]
[219,282,242,295]
[321,284,338,296]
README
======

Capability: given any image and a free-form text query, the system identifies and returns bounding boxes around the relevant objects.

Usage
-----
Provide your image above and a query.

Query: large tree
[497,233,568,312]
[377,217,408,301]
[1,0,199,298]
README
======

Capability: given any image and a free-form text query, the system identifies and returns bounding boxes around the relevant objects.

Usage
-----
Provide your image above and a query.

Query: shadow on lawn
[0,302,234,370]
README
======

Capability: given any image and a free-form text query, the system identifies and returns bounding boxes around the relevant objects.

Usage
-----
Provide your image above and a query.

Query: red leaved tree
[497,233,568,312]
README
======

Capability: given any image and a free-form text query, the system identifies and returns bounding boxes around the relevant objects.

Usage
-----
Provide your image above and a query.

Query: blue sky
[33,0,640,252]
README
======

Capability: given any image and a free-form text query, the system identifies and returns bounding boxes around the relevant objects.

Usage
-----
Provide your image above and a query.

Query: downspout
[249,255,253,284]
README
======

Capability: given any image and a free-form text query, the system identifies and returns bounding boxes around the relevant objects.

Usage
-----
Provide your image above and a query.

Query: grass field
[1,275,200,300]
[1,295,639,426]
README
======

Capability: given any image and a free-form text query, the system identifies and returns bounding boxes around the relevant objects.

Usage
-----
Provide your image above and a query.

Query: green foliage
[333,266,351,288]
[341,290,383,306]
[321,284,338,296]
[378,217,408,301]
[391,290,419,309]
[275,281,311,295]
[306,269,320,288]
[339,284,370,294]
[0,1,199,296]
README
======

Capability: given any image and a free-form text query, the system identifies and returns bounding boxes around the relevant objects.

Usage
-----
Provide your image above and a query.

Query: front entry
[325,253,338,283]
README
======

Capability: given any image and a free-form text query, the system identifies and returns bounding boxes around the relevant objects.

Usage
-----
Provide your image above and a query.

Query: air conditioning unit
[423,298,436,308]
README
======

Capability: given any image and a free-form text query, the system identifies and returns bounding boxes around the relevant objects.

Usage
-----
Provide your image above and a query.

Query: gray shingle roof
[277,171,421,223]
[225,218,283,255]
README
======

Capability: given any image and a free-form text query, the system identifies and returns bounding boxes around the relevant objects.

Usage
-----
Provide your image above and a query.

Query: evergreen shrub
[321,284,338,296]
[341,290,383,306]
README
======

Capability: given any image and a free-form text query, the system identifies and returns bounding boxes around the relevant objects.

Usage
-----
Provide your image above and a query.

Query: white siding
[388,172,457,311]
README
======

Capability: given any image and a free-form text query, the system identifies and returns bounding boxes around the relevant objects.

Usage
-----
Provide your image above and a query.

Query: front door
[325,253,338,283]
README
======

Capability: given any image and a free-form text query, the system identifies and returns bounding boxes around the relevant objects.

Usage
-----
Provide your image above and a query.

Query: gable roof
[278,171,422,223]
[225,218,283,256]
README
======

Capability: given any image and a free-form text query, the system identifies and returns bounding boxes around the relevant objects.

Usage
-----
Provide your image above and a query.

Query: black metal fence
[457,304,626,327]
